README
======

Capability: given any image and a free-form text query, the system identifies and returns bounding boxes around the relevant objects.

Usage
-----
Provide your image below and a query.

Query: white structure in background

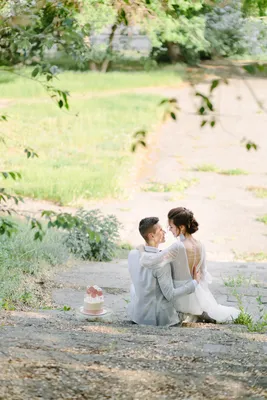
[90,25,152,56]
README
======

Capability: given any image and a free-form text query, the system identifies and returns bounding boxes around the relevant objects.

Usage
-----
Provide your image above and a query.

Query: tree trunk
[101,23,118,73]
[89,61,98,71]
[166,41,182,63]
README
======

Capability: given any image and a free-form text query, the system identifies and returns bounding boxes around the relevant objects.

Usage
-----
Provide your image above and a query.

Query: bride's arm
[139,242,181,269]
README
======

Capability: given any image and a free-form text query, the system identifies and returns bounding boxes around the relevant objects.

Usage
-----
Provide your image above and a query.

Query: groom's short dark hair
[139,217,159,241]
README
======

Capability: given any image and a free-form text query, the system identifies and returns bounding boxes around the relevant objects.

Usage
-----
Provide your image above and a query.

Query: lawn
[0,67,186,204]
[0,66,185,98]
[1,92,164,204]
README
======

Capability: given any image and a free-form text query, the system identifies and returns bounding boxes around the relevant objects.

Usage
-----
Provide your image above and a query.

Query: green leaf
[210,120,216,128]
[170,112,176,120]
[210,79,220,93]
[133,130,147,138]
[206,99,214,111]
[31,67,39,78]
[58,100,63,108]
[201,120,207,127]
[159,99,169,105]
[243,64,256,75]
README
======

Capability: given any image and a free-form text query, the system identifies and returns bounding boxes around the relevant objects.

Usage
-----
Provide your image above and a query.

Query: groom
[127,217,200,326]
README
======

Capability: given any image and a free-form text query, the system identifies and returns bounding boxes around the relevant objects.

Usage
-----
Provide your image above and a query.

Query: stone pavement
[52,258,267,322]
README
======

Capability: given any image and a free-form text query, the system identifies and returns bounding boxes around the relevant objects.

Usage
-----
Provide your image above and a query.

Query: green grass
[1,93,163,204]
[142,179,198,193]
[0,220,69,309]
[193,163,219,172]
[234,251,267,262]
[0,66,185,98]
[247,186,267,198]
[223,274,247,287]
[193,165,248,175]
[219,169,248,176]
[257,215,267,225]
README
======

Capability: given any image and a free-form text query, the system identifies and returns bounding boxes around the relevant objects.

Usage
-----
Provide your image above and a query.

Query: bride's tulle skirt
[173,276,240,323]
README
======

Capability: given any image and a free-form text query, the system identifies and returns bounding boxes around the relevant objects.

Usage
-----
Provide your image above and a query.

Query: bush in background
[205,1,248,57]
[0,222,69,309]
[205,0,267,58]
[65,209,120,262]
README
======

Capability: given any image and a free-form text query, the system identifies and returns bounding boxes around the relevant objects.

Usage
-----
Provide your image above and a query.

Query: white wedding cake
[83,285,104,315]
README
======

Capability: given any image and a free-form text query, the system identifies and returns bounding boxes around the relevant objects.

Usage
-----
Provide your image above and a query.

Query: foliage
[65,209,120,261]
[223,274,248,287]
[0,0,89,237]
[205,1,248,57]
[205,1,267,57]
[78,0,151,71]
[233,292,267,333]
[0,220,69,309]
[256,214,267,224]
[242,0,267,16]
[144,0,210,64]
[0,0,86,68]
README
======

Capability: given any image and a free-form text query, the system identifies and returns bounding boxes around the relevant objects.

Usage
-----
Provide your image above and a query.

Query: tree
[79,0,152,72]
[0,0,91,237]
[242,0,267,16]
[143,0,210,64]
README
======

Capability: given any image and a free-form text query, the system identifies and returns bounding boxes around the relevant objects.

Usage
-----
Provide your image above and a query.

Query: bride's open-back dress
[140,241,240,323]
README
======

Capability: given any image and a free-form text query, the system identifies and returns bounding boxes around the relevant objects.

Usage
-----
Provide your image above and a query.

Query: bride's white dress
[140,241,240,323]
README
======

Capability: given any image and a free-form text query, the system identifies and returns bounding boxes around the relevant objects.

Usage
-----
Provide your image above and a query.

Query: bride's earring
[179,228,185,241]
[179,233,185,242]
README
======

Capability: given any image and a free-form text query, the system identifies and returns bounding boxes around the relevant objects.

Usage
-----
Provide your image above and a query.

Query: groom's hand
[193,266,201,283]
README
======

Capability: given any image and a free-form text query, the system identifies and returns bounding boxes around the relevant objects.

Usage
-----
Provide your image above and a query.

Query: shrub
[0,222,69,308]
[205,1,248,57]
[65,209,120,261]
[205,0,267,58]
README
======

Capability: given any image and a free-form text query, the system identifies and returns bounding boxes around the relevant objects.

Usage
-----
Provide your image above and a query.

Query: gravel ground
[0,304,266,399]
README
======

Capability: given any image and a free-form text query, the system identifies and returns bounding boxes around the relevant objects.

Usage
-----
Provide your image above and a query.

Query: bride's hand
[193,265,201,283]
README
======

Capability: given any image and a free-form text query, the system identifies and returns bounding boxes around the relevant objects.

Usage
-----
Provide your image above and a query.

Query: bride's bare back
[183,237,202,275]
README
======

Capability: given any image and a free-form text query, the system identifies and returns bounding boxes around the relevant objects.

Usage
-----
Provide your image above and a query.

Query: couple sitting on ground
[128,207,240,326]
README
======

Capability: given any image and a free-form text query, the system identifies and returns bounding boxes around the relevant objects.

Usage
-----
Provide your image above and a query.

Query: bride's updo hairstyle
[168,207,199,234]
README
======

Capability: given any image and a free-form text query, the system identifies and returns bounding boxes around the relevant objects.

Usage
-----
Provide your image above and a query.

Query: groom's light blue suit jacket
[127,246,196,326]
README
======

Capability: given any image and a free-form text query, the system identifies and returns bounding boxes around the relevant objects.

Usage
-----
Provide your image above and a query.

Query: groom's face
[152,223,166,245]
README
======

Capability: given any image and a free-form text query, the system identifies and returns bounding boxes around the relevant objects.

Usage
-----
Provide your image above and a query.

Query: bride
[139,207,240,323]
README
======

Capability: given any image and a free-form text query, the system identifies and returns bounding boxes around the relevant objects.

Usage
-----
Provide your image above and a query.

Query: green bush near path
[0,221,69,309]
